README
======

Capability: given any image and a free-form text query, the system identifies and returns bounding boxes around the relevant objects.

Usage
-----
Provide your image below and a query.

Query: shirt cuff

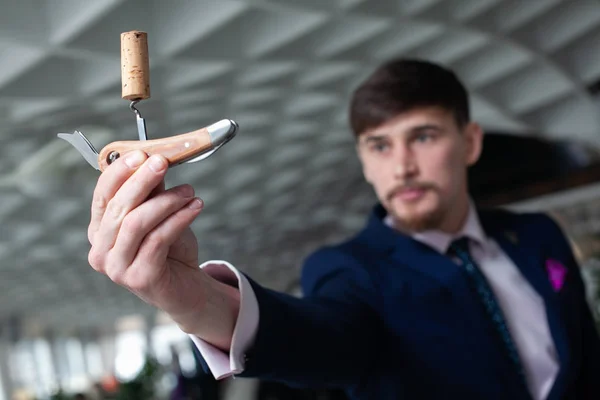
[189,260,259,380]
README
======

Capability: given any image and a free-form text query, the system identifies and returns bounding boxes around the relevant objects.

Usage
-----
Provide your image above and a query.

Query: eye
[370,142,390,152]
[414,132,434,143]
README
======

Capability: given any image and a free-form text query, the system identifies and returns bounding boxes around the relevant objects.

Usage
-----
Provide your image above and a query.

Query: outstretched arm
[237,248,385,388]
[86,151,240,350]
[191,249,386,389]
[87,151,385,390]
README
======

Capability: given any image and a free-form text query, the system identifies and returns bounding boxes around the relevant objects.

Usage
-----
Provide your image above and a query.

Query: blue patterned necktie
[448,237,527,386]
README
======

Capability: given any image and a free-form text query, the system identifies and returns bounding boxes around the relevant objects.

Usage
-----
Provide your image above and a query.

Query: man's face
[356,106,483,233]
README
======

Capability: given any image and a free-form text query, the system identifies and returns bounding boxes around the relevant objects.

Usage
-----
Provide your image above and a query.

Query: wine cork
[121,30,150,101]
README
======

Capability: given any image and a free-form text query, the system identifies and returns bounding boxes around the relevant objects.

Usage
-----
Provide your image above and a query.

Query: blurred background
[0,0,600,398]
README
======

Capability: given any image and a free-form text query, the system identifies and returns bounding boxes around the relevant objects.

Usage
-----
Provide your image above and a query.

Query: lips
[398,188,425,200]
[390,187,428,202]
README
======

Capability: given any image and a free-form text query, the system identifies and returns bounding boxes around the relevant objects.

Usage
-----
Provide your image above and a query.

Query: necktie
[448,237,527,386]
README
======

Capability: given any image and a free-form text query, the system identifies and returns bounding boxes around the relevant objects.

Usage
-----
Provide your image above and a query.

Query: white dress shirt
[191,203,559,399]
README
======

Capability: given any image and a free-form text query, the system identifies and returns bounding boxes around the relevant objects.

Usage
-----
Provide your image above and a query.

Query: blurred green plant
[49,390,71,400]
[115,354,161,400]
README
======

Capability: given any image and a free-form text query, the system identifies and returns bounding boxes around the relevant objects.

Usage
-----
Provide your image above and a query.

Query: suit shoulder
[479,207,558,230]
[480,206,572,252]
[507,209,565,235]
[303,234,366,270]
[300,235,374,294]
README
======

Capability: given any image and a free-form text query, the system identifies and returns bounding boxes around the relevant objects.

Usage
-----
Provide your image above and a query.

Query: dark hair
[349,59,470,137]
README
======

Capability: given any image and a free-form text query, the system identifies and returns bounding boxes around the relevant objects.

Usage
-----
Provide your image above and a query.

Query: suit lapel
[389,235,471,293]
[483,214,572,385]
[360,206,465,292]
[494,230,554,298]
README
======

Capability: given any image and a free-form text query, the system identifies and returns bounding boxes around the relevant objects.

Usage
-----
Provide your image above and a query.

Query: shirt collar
[383,200,487,254]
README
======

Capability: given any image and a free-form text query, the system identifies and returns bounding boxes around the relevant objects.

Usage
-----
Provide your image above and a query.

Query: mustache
[386,183,436,202]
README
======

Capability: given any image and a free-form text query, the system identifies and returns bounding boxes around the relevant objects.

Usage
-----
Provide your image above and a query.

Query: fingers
[148,179,166,198]
[110,184,196,267]
[136,196,204,267]
[97,154,168,250]
[88,150,148,244]
[88,152,168,271]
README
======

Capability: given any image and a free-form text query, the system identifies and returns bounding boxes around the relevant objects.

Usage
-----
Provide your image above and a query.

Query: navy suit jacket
[220,205,600,399]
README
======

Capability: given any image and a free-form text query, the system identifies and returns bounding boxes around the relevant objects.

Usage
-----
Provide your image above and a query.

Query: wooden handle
[121,30,150,101]
[98,127,213,171]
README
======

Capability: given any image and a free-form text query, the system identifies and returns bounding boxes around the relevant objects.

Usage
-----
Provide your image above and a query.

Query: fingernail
[125,151,145,168]
[188,198,203,210]
[148,155,167,172]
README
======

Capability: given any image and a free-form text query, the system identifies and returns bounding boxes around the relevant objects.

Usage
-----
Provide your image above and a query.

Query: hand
[87,150,239,350]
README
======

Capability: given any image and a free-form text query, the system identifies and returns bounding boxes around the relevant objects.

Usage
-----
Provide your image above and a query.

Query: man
[87,59,600,399]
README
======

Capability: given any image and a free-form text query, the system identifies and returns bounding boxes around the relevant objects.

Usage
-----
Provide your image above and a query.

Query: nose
[394,145,417,179]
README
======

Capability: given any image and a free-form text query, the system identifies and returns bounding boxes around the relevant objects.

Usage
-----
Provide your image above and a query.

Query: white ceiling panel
[0,0,597,335]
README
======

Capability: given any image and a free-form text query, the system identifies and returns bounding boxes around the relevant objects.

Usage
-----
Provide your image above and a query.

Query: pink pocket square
[546,259,567,292]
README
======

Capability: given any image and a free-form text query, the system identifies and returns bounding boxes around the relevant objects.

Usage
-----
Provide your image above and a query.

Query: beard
[390,205,445,232]
[385,183,445,232]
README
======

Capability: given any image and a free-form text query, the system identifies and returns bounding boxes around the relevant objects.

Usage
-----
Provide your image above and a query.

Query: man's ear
[464,122,484,166]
